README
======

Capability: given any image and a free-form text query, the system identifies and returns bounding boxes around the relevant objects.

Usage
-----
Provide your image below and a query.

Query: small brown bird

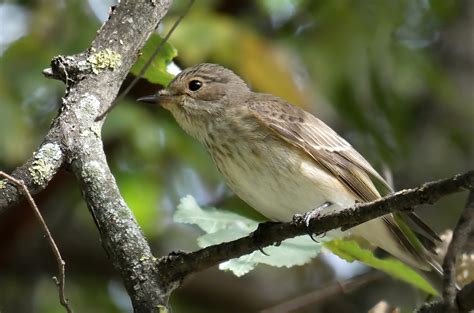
[139,63,442,284]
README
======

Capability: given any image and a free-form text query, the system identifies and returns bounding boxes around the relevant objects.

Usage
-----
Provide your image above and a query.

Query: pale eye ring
[188,80,203,91]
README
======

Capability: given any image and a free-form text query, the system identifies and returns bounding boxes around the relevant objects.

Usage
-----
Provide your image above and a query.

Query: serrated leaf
[197,226,251,247]
[219,254,256,276]
[131,33,177,86]
[174,195,324,276]
[324,239,438,295]
[220,236,323,276]
[175,195,257,234]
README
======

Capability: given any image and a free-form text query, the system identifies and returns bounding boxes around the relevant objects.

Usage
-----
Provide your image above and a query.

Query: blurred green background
[0,0,472,312]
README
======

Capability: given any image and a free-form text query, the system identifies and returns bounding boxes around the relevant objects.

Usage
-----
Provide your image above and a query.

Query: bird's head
[138,63,250,141]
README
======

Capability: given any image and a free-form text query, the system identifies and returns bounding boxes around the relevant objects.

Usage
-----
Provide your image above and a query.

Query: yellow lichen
[0,180,6,189]
[87,48,122,74]
[139,255,158,263]
[157,305,168,313]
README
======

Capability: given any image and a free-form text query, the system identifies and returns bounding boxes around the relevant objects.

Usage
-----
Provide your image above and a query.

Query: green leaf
[174,195,257,234]
[219,236,323,276]
[174,195,324,276]
[130,33,178,86]
[324,240,439,295]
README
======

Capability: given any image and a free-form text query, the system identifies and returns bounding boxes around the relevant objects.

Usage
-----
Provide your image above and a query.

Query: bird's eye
[188,80,202,91]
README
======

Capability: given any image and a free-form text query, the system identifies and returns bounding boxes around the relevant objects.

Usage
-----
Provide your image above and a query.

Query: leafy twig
[0,171,72,313]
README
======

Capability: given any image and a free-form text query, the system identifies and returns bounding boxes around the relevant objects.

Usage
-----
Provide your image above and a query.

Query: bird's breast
[207,134,352,221]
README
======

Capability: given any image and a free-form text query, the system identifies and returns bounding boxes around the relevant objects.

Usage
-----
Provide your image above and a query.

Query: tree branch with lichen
[0,140,64,212]
[1,1,173,312]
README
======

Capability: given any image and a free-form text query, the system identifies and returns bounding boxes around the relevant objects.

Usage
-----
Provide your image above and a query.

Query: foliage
[130,34,178,86]
[325,240,438,295]
[174,195,323,276]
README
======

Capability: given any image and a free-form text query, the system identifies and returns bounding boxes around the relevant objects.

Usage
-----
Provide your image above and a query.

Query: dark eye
[188,80,202,91]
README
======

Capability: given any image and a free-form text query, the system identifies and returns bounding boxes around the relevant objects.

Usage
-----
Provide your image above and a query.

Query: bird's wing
[248,95,441,267]
[248,96,391,202]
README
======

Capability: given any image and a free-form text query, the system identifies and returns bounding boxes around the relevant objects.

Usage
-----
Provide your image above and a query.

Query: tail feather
[388,212,446,294]
[352,213,444,286]
[407,212,442,242]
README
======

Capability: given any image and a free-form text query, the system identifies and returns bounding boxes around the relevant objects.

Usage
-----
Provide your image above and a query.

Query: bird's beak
[137,94,158,104]
[137,89,175,105]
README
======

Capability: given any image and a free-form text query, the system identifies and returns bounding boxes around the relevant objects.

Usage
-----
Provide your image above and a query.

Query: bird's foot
[295,202,332,242]
[251,221,283,256]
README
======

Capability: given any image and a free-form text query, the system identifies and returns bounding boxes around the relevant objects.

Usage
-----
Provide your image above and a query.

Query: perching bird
[138,63,442,287]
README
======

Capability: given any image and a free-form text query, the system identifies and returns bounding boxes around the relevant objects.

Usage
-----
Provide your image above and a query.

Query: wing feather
[248,95,440,268]
[249,96,390,201]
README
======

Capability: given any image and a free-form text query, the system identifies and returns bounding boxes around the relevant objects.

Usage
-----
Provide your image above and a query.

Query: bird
[138,63,442,287]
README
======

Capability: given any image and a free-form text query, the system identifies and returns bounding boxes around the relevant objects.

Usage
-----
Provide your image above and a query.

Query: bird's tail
[393,211,449,294]
[352,210,445,293]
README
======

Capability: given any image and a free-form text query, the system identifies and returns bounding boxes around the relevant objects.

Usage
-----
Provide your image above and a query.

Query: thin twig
[0,171,72,313]
[442,190,474,312]
[260,271,385,313]
[96,0,195,121]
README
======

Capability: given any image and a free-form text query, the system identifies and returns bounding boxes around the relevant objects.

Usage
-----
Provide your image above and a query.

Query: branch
[1,0,173,311]
[0,139,64,213]
[0,171,72,313]
[416,281,474,313]
[43,1,173,311]
[457,280,474,311]
[443,190,474,312]
[156,170,473,287]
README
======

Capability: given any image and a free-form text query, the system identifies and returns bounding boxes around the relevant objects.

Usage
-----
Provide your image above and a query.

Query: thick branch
[0,137,64,212]
[157,170,473,287]
[3,0,174,312]
[52,1,173,312]
[2,1,175,311]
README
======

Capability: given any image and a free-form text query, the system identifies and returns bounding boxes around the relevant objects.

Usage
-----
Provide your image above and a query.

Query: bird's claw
[251,221,282,255]
[258,246,270,256]
[300,202,332,242]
